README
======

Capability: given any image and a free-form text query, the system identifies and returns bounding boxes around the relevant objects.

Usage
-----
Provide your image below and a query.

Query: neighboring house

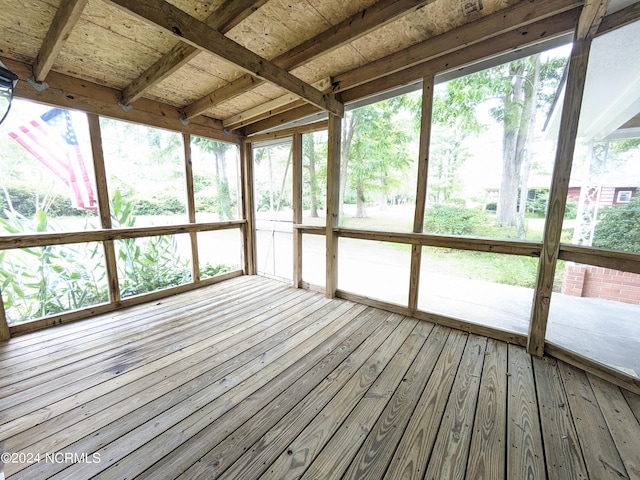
[567,186,638,206]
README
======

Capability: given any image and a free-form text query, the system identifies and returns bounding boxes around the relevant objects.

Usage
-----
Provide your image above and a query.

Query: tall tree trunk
[268,149,274,215]
[214,153,221,220]
[220,157,232,220]
[340,115,356,216]
[356,176,365,218]
[213,152,232,221]
[517,55,541,238]
[305,135,319,217]
[496,61,526,227]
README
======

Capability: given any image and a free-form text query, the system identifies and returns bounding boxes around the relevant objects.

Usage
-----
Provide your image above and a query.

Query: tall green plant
[110,190,192,297]
[0,210,108,324]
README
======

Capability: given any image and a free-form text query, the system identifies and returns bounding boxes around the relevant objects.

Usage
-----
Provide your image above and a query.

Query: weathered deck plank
[466,338,508,480]
[507,344,547,480]
[559,361,629,480]
[0,277,636,480]
[589,374,640,480]
[533,356,588,480]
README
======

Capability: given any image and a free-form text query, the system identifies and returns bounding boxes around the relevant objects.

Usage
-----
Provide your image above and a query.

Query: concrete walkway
[285,232,640,379]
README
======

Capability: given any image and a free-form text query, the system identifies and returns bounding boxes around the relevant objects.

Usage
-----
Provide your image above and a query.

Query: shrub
[1,186,93,219]
[132,196,184,216]
[425,204,487,236]
[485,202,497,212]
[0,190,232,324]
[593,197,640,253]
[564,200,578,219]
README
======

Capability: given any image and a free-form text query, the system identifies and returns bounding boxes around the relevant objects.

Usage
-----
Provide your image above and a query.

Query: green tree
[427,80,485,204]
[341,98,412,217]
[193,137,234,220]
[429,53,566,234]
[303,133,326,217]
[593,196,640,253]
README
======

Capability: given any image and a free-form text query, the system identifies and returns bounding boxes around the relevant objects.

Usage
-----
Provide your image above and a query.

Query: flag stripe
[8,109,97,210]
[9,127,72,185]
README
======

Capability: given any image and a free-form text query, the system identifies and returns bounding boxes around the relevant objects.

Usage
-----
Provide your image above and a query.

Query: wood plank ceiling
[0,0,590,139]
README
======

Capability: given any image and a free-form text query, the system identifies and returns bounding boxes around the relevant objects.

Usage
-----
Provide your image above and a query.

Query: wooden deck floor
[0,275,639,480]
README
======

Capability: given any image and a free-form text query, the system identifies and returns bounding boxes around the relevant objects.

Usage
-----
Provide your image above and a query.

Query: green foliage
[110,190,191,297]
[526,191,549,216]
[425,205,488,236]
[343,97,413,216]
[564,200,578,219]
[485,202,497,212]
[593,197,640,253]
[192,136,235,220]
[0,186,94,219]
[0,210,108,324]
[200,263,234,280]
[0,190,233,324]
[132,195,185,216]
[257,188,291,212]
[193,174,213,194]
[493,255,538,288]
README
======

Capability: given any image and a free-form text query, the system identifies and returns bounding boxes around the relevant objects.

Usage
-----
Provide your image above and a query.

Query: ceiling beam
[330,0,583,93]
[120,0,267,106]
[181,75,260,120]
[242,1,580,134]
[223,78,331,130]
[596,1,640,35]
[33,0,89,82]
[181,0,435,119]
[577,0,612,39]
[244,7,580,135]
[106,0,343,117]
[3,57,242,143]
[246,120,328,144]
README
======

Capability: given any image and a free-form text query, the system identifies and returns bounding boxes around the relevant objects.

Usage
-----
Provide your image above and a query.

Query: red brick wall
[561,263,640,305]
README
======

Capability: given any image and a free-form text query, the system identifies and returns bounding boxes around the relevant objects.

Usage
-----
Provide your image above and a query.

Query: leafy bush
[0,186,93,219]
[201,263,234,279]
[195,196,218,213]
[564,200,578,219]
[0,190,232,324]
[593,197,640,253]
[0,210,108,324]
[257,190,291,212]
[132,195,184,216]
[494,255,538,288]
[425,205,487,236]
[485,202,497,212]
[110,190,191,297]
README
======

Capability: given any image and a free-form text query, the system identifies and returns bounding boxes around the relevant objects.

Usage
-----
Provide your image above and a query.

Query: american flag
[9,108,96,209]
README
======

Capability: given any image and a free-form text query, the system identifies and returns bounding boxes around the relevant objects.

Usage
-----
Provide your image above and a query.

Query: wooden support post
[528,39,592,357]
[292,132,303,288]
[87,114,120,303]
[241,141,257,275]
[183,133,200,283]
[409,75,435,312]
[326,114,341,298]
[0,292,10,341]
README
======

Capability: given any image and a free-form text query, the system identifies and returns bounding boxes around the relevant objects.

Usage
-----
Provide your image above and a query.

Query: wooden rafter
[223,78,331,130]
[5,57,241,143]
[244,7,580,136]
[33,0,89,82]
[120,0,268,106]
[596,1,640,35]
[577,0,612,39]
[182,0,435,120]
[331,0,583,93]
[106,0,343,117]
[240,0,581,133]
